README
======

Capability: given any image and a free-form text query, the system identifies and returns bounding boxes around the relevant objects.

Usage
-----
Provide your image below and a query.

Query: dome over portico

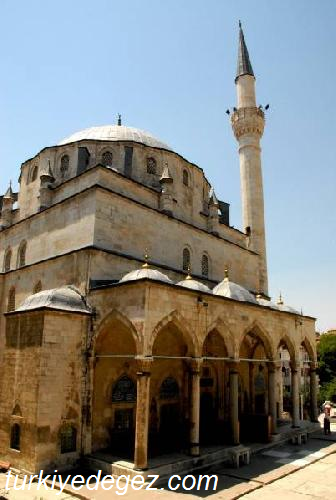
[213,269,257,304]
[58,124,173,151]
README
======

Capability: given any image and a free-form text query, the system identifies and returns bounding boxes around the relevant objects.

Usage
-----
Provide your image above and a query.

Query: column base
[189,443,200,457]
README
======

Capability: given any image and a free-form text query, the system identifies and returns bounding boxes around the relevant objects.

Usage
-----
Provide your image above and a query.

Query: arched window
[31,165,38,182]
[17,240,27,268]
[146,157,157,174]
[8,287,15,312]
[60,155,69,178]
[101,151,113,167]
[160,377,179,400]
[112,375,136,403]
[12,404,22,417]
[33,281,42,294]
[183,169,189,186]
[60,425,77,454]
[10,423,21,450]
[3,248,12,272]
[201,254,209,278]
[182,248,191,272]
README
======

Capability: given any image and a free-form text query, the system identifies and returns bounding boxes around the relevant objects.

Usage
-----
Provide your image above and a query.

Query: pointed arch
[240,320,275,360]
[149,309,198,356]
[95,308,140,354]
[277,334,298,363]
[3,247,12,272]
[301,337,316,363]
[204,317,236,358]
[17,240,27,268]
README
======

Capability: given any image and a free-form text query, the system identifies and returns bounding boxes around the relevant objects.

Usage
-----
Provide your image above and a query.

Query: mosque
[0,25,318,473]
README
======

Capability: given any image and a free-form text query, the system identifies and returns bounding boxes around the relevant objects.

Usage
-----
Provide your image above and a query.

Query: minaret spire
[231,23,268,296]
[236,21,254,82]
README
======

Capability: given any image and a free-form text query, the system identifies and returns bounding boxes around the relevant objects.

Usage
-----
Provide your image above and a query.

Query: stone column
[229,362,240,445]
[248,363,255,413]
[189,358,202,456]
[134,357,152,470]
[268,362,278,434]
[310,363,319,422]
[291,362,300,428]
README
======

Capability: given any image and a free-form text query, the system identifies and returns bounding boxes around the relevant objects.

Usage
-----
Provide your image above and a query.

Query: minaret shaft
[231,26,268,295]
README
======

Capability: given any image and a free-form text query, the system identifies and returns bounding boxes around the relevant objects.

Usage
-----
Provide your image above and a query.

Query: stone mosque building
[0,25,318,473]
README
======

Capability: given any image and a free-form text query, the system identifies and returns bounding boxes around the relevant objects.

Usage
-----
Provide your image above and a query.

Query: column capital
[189,357,203,375]
[310,361,318,371]
[228,359,240,373]
[290,361,300,373]
[268,360,281,372]
[136,356,153,375]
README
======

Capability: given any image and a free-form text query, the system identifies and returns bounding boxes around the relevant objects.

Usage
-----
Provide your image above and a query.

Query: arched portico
[149,319,193,457]
[238,324,276,441]
[92,311,138,458]
[201,329,229,445]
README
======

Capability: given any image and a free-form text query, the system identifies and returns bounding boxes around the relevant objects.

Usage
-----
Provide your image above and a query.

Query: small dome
[276,294,300,314]
[177,276,211,293]
[58,125,173,151]
[277,303,300,314]
[17,285,91,314]
[257,297,279,310]
[213,272,257,304]
[119,267,172,284]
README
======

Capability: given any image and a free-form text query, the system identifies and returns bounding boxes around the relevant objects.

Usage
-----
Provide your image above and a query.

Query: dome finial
[117,113,122,126]
[224,266,229,281]
[277,292,284,305]
[186,264,192,280]
[142,248,150,268]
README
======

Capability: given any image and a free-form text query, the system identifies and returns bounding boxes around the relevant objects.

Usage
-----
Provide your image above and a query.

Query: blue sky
[0,0,335,331]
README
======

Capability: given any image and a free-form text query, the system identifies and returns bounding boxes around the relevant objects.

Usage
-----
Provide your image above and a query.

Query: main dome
[58,125,173,151]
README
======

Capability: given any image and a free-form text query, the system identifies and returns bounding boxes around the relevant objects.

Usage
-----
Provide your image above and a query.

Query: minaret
[231,22,268,296]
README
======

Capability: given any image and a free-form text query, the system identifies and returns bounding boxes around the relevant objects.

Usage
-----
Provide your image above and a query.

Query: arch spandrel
[204,317,236,358]
[239,320,275,360]
[149,310,198,357]
[95,309,141,355]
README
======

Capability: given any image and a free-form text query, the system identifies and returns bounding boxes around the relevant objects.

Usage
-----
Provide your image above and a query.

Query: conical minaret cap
[236,21,254,82]
[3,182,14,200]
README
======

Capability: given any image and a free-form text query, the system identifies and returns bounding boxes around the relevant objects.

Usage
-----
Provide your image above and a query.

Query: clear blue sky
[0,0,335,331]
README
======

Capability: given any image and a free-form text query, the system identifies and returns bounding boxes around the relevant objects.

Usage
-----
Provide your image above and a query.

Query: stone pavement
[1,429,336,500]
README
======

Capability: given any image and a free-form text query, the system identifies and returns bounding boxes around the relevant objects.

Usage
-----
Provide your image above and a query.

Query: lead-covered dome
[119,267,172,284]
[213,270,257,304]
[177,276,211,293]
[16,285,91,314]
[58,125,173,151]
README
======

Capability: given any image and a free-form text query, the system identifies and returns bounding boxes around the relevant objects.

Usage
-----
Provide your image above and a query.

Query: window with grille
[112,376,136,403]
[159,377,179,400]
[146,157,157,174]
[4,248,12,272]
[18,241,27,268]
[182,248,191,271]
[201,254,209,278]
[60,425,77,454]
[8,287,15,312]
[102,151,113,167]
[183,169,189,186]
[10,423,20,450]
[60,155,69,177]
